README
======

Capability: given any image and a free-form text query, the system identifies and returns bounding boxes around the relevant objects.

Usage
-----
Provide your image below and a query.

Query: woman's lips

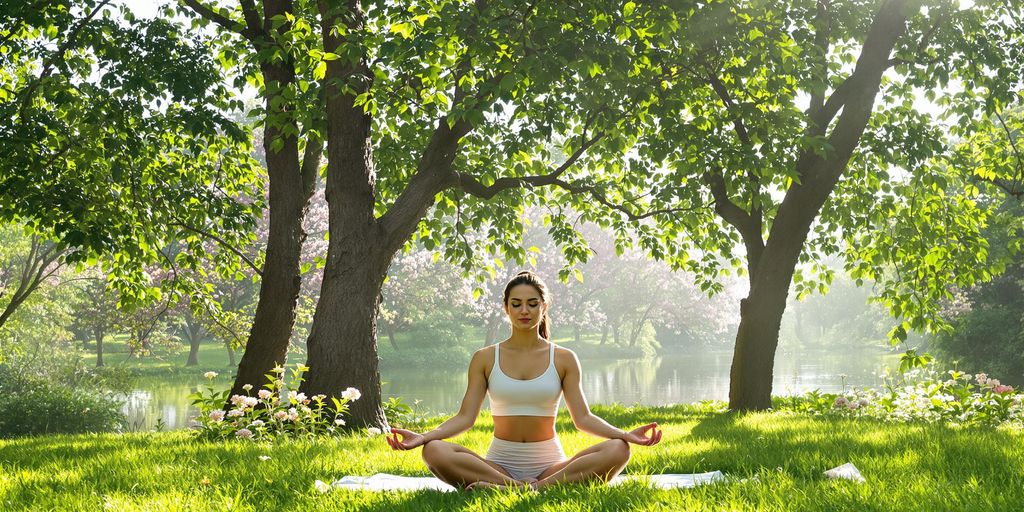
[518,318,531,322]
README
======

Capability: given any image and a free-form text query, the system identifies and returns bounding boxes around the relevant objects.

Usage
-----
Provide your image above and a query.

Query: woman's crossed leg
[420,440,526,489]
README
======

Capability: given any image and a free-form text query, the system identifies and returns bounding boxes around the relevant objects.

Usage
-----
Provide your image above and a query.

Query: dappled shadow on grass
[681,410,1024,485]
[333,479,682,512]
[4,407,1024,510]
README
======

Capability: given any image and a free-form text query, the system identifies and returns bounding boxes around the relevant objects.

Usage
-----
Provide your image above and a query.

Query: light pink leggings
[485,436,567,480]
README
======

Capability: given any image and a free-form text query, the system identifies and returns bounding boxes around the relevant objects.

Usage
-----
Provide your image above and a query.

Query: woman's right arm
[388,347,490,450]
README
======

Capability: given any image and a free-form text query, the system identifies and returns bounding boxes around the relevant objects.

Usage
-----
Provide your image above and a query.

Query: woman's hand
[386,428,427,450]
[622,422,662,446]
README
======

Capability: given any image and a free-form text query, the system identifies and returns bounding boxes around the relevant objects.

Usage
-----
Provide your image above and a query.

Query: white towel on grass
[316,471,725,493]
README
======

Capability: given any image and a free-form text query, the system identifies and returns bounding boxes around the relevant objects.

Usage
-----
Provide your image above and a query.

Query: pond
[120,347,899,431]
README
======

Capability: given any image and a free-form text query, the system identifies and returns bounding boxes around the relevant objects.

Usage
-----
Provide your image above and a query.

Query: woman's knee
[421,440,448,463]
[608,439,631,463]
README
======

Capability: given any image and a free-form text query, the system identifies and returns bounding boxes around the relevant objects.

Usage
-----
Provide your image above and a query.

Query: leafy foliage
[0,1,264,316]
[0,363,125,437]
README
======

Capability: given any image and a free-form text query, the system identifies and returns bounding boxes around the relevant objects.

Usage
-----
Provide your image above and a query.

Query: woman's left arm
[559,348,662,446]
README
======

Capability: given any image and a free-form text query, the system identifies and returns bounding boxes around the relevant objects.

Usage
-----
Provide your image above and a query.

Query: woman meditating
[386,271,663,490]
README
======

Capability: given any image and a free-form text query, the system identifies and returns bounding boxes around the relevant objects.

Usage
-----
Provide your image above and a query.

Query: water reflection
[122,348,898,430]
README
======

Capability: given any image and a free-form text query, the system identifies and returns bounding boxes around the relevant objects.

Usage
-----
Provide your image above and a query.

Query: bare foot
[465,481,506,491]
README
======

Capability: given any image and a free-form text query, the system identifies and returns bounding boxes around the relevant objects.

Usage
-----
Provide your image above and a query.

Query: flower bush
[189,364,359,442]
[776,363,1024,426]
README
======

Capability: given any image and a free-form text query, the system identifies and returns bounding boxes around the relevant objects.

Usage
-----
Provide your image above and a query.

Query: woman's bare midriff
[492,415,556,442]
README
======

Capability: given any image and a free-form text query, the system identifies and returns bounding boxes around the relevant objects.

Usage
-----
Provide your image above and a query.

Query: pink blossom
[209,410,225,422]
[274,410,288,421]
[994,385,1014,394]
[258,389,273,400]
[833,396,849,409]
[236,428,253,439]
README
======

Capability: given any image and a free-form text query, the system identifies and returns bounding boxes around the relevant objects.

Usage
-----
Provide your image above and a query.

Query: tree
[0,226,67,331]
[566,0,1023,410]
[1,1,263,356]
[70,276,120,367]
[180,0,672,427]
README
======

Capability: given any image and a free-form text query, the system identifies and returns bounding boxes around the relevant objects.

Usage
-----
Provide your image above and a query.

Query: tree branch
[181,0,259,41]
[706,72,752,146]
[171,220,263,277]
[451,132,605,199]
[809,0,831,114]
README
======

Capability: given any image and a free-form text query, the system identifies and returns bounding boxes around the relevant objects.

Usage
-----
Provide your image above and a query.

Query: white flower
[230,395,246,406]
[334,418,346,426]
[274,410,288,421]
[313,394,326,402]
[204,371,218,379]
[342,387,361,401]
[187,419,203,430]
[258,455,271,461]
[366,427,382,436]
[258,389,273,400]
[242,397,259,408]
[242,384,253,392]
[228,409,245,418]
[250,420,265,428]
[209,410,225,422]
[236,428,253,439]
[271,365,285,374]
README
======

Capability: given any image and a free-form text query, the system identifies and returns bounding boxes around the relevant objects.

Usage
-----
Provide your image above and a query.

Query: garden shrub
[0,364,125,437]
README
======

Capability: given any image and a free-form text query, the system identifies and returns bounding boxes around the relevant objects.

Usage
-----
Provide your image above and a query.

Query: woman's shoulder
[470,344,497,364]
[552,343,580,363]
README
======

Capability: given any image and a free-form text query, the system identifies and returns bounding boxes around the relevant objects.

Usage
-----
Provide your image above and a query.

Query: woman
[386,271,663,490]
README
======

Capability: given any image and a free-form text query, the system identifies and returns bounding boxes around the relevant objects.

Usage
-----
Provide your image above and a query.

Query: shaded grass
[2,404,1022,511]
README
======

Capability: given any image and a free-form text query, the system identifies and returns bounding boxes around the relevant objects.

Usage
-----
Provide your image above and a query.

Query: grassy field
[2,404,1022,511]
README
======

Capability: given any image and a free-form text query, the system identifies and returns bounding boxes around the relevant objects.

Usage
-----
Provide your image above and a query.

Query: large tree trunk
[302,241,392,428]
[728,269,795,410]
[302,2,476,428]
[226,14,319,396]
[725,0,910,411]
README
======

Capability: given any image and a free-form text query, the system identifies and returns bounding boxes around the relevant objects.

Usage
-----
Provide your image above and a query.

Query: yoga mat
[315,471,725,493]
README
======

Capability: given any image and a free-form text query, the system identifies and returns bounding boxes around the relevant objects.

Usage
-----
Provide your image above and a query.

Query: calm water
[121,348,898,431]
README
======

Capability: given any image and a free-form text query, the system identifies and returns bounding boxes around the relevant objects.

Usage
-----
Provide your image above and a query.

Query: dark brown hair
[503,271,551,339]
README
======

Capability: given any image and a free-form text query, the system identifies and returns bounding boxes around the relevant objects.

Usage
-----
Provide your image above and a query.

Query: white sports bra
[488,342,562,417]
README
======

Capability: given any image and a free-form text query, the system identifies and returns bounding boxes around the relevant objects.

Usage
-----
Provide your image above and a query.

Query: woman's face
[505,284,546,330]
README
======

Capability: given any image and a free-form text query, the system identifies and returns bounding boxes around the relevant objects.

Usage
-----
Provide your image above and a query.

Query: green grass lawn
[2,404,1022,511]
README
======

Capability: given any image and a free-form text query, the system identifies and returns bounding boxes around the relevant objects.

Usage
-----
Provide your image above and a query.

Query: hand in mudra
[386,428,426,450]
[622,422,663,446]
